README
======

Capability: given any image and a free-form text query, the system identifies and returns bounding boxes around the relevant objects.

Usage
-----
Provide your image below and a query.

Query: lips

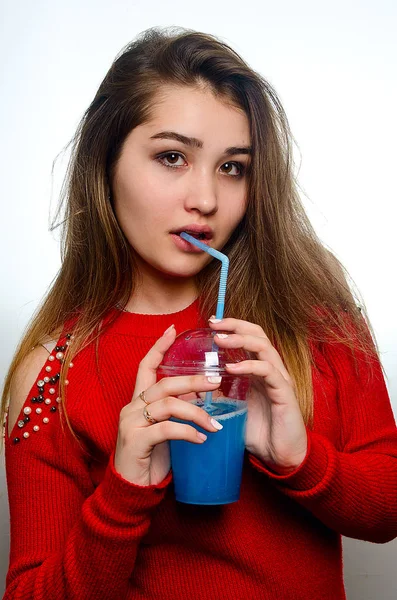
[170,224,214,240]
[170,225,214,253]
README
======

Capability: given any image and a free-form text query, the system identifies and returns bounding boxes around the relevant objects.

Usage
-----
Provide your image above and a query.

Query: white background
[0,0,396,597]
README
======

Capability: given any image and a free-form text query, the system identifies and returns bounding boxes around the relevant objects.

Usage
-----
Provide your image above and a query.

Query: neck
[124,269,199,315]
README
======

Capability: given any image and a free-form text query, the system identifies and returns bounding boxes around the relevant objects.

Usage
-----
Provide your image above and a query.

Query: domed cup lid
[157,328,253,376]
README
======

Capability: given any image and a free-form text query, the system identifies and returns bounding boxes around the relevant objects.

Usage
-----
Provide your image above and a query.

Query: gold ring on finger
[139,390,149,405]
[143,405,157,425]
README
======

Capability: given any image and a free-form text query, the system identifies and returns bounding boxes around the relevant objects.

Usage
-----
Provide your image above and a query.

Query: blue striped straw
[180,232,229,409]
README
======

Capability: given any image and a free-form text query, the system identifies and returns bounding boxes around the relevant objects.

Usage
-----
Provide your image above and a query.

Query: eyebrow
[149,131,252,156]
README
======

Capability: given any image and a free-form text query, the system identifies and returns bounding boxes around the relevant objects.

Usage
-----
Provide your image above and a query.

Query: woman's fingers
[131,374,221,408]
[213,332,292,383]
[209,317,266,338]
[132,419,209,449]
[119,397,223,454]
[209,318,291,382]
[138,396,222,432]
[225,360,294,403]
[133,325,177,399]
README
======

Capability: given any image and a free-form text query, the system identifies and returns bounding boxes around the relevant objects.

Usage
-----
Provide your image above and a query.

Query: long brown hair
[1,26,376,440]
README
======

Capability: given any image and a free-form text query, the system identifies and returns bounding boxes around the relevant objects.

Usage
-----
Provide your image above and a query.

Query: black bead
[55,346,62,351]
[23,416,30,423]
[55,373,60,379]
[49,377,57,384]
[31,397,37,403]
[50,406,57,412]
[38,387,44,393]
[13,437,20,444]
[37,396,44,403]
[66,333,72,339]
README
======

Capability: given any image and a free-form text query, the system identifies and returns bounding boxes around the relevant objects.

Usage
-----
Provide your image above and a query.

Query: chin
[159,266,203,279]
[135,250,212,280]
[156,258,209,280]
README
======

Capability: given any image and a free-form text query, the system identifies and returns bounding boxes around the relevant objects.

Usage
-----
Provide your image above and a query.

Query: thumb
[132,324,176,401]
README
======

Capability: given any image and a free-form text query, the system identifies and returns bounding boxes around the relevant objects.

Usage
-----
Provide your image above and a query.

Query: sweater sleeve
[248,338,397,544]
[4,354,172,599]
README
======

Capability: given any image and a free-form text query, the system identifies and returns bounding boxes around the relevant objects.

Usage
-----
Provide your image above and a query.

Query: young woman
[2,26,397,600]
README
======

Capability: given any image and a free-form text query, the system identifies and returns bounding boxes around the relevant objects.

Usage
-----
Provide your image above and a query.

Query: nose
[184,171,218,216]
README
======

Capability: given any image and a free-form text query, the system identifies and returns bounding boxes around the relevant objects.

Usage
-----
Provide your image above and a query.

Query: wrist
[259,446,308,475]
[263,460,304,475]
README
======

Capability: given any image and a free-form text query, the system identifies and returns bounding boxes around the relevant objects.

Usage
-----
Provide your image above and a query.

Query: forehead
[141,85,250,145]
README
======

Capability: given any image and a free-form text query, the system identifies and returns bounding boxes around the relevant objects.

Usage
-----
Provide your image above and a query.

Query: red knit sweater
[4,300,397,600]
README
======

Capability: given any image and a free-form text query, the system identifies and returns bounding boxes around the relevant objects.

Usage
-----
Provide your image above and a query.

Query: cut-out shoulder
[40,328,62,347]
[40,339,57,354]
[8,346,53,436]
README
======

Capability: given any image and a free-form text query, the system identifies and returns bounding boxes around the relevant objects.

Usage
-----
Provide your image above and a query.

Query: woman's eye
[156,153,246,178]
[156,152,186,168]
[220,162,245,177]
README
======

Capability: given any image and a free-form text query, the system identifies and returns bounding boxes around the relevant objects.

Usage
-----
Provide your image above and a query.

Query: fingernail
[209,317,222,323]
[197,432,207,442]
[225,363,238,369]
[163,324,175,336]
[210,418,223,430]
[215,333,228,339]
[207,376,222,383]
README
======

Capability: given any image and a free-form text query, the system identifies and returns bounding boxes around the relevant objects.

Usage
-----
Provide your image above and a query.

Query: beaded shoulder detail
[6,332,73,445]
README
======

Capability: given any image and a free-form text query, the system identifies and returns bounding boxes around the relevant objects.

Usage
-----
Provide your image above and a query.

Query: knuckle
[118,418,133,442]
[158,420,171,436]
[259,335,270,348]
[243,360,255,370]
[138,354,148,367]
[119,405,129,420]
[184,424,197,439]
[254,325,266,336]
[193,375,204,387]
[157,377,172,395]
[196,405,208,419]
[162,396,175,409]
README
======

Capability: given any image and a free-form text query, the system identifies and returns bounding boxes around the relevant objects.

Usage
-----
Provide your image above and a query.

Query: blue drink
[170,398,248,505]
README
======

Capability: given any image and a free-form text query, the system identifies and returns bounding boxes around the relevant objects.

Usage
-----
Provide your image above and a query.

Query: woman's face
[112,84,251,280]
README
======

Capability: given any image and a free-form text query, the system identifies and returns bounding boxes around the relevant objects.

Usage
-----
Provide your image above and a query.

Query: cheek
[222,192,247,225]
[114,170,173,225]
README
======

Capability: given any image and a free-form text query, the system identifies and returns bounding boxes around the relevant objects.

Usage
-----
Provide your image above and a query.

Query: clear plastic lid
[157,328,253,376]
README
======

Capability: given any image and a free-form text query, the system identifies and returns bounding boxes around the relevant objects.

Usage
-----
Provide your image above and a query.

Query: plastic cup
[157,328,252,505]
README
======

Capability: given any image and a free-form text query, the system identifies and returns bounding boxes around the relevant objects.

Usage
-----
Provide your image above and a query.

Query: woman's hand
[209,317,308,473]
[114,325,223,487]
